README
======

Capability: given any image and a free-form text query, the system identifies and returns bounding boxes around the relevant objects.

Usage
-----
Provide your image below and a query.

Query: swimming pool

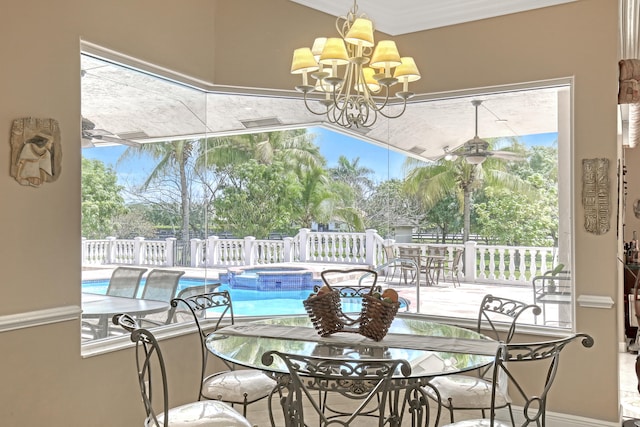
[81,277,366,316]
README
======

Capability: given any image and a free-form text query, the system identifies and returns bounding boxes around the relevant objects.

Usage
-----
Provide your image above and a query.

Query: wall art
[9,117,62,187]
[582,158,610,235]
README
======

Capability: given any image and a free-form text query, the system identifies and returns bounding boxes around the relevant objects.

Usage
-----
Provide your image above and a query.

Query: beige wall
[0,0,620,425]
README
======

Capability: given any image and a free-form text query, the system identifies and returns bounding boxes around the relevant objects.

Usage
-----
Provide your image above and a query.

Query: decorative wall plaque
[582,158,610,235]
[9,117,62,187]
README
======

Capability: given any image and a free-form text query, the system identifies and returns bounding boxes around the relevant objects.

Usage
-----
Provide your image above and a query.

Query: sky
[82,129,558,186]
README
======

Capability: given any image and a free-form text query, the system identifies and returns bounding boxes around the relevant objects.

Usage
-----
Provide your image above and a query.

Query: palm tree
[118,139,194,242]
[294,164,332,229]
[328,156,375,211]
[404,141,530,242]
[199,129,323,170]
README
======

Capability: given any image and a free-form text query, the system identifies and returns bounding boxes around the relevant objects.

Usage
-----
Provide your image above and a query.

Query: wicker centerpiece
[303,268,400,341]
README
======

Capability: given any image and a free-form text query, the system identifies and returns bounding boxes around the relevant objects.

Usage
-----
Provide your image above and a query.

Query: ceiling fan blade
[490,150,526,161]
[97,135,142,147]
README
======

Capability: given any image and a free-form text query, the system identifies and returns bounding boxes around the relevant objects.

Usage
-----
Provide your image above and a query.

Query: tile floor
[622,350,640,423]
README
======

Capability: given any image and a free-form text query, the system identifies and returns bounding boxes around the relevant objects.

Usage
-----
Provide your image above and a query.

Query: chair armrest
[532,272,572,302]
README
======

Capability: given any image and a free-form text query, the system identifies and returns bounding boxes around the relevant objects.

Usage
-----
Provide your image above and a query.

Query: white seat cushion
[440,419,511,427]
[202,370,276,403]
[149,400,252,426]
[426,374,510,409]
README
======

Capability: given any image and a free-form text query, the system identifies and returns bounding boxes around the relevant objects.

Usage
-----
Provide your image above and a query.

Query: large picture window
[81,50,573,343]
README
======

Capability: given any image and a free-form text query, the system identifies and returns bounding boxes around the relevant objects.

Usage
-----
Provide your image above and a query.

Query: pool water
[82,277,365,316]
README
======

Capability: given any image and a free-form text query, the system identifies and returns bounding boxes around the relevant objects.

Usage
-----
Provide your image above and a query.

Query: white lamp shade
[319,38,349,65]
[355,67,381,92]
[311,37,327,61]
[394,57,421,82]
[344,18,374,47]
[291,48,319,74]
[465,154,487,165]
[370,40,401,68]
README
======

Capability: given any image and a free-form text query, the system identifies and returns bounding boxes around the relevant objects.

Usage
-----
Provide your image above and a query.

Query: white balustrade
[82,231,559,285]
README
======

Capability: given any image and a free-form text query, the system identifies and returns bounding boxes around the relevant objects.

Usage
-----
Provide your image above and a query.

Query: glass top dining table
[205,314,497,379]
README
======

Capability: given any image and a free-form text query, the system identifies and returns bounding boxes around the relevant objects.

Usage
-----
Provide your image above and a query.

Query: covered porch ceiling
[81,0,572,161]
[81,53,563,162]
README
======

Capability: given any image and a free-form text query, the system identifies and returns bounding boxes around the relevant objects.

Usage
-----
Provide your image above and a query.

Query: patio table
[205,314,497,426]
[81,292,170,338]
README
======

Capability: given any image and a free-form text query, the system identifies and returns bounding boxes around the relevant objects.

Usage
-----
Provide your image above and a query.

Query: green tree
[292,164,333,229]
[474,144,560,246]
[81,158,126,238]
[200,129,322,170]
[424,194,464,243]
[328,156,374,211]
[474,185,555,246]
[404,139,530,242]
[213,160,299,238]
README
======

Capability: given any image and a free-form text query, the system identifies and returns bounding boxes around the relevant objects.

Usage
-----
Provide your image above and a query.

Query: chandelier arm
[301,92,332,116]
[377,98,409,119]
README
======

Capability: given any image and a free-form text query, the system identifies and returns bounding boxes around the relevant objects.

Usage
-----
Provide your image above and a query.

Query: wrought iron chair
[137,269,185,326]
[170,291,276,417]
[425,294,542,425]
[169,283,221,323]
[262,350,425,427]
[440,333,594,427]
[112,313,252,427]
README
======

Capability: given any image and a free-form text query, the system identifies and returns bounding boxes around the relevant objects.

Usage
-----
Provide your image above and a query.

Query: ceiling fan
[455,100,525,165]
[81,117,141,148]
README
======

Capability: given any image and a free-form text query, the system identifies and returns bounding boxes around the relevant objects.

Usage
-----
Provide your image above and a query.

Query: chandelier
[290,0,421,129]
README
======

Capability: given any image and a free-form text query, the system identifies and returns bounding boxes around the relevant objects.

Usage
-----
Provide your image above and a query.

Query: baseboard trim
[0,305,80,333]
[506,406,619,427]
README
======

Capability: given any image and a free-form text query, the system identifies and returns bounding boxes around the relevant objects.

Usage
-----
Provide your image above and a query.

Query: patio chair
[106,266,147,297]
[426,245,446,285]
[532,267,571,326]
[170,291,277,417]
[397,246,422,285]
[424,294,542,425]
[261,350,424,427]
[137,269,185,326]
[443,248,464,287]
[440,333,594,427]
[81,266,148,338]
[112,313,252,427]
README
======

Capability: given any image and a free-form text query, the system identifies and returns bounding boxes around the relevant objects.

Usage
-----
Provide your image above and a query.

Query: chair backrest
[169,283,222,323]
[488,333,594,425]
[170,291,235,398]
[261,350,413,427]
[532,270,571,295]
[112,313,170,427]
[383,245,396,262]
[140,269,185,303]
[106,266,147,298]
[398,246,421,258]
[427,245,445,256]
[477,294,542,343]
[451,248,464,267]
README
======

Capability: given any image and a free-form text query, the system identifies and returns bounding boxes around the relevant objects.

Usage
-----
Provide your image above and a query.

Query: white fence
[82,230,558,285]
